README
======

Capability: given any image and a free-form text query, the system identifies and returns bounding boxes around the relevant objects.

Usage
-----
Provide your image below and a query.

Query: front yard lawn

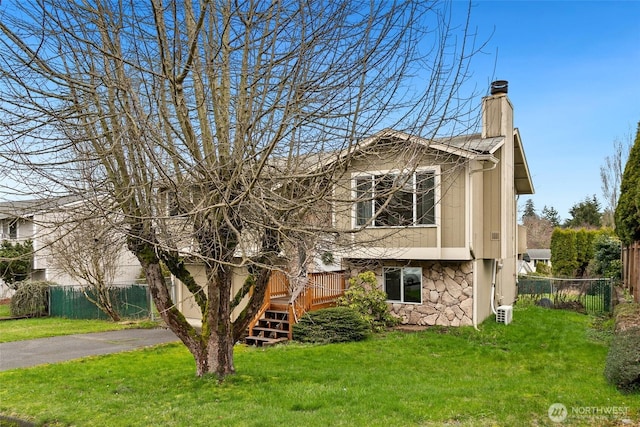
[0,316,158,343]
[1,305,638,426]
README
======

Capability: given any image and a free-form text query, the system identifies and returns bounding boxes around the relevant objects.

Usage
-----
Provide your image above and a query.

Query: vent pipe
[490,80,508,95]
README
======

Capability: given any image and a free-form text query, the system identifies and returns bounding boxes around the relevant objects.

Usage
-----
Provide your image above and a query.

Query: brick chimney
[482,80,513,139]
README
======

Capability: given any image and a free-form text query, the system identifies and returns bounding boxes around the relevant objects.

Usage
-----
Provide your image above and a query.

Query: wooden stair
[244,308,291,347]
[244,272,346,347]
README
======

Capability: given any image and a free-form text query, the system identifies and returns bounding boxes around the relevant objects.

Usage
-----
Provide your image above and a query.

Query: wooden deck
[245,271,347,346]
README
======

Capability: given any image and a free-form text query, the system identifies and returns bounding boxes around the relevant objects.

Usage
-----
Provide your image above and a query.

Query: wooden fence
[622,241,640,301]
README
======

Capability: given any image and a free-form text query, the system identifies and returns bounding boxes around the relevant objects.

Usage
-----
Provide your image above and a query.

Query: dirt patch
[553,300,587,314]
[613,303,640,333]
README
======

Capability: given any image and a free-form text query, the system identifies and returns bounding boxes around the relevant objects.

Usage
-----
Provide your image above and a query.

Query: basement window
[384,267,422,303]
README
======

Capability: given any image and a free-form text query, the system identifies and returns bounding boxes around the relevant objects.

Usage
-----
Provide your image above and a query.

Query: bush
[337,271,398,332]
[604,325,640,392]
[292,306,370,344]
[10,281,51,317]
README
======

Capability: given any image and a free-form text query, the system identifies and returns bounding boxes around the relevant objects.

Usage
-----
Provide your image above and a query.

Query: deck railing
[247,270,347,340]
[288,271,346,330]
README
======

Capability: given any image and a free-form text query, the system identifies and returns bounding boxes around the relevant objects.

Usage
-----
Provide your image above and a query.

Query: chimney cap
[490,80,508,95]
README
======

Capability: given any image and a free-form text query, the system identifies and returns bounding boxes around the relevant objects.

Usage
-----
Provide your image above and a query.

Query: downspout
[472,258,479,330]
[490,259,503,315]
[490,259,497,315]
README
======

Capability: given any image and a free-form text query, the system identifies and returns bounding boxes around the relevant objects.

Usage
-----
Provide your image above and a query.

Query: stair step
[245,336,289,347]
[264,309,288,318]
[245,306,291,347]
[252,326,289,334]
[258,318,288,326]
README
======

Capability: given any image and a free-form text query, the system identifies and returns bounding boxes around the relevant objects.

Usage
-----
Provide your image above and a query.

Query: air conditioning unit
[496,305,513,325]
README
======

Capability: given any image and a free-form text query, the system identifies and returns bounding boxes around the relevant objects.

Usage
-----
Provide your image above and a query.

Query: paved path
[0,328,179,371]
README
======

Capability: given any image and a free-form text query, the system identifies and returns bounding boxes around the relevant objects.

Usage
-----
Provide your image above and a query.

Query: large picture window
[355,171,435,227]
[384,267,422,303]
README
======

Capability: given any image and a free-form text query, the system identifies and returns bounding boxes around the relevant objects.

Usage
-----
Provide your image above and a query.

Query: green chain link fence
[518,277,613,314]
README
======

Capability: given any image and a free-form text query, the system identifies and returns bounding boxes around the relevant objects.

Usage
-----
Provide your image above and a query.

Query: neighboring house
[0,196,141,287]
[523,248,552,273]
[517,260,534,276]
[176,81,535,330]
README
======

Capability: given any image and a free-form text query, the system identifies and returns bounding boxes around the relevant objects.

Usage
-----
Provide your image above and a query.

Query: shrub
[0,240,32,287]
[292,306,370,344]
[535,263,551,276]
[337,271,398,332]
[604,325,640,392]
[10,281,51,317]
[588,233,622,279]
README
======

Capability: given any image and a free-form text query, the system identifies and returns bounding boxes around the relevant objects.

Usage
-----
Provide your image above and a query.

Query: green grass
[1,306,639,426]
[0,316,158,343]
[0,303,10,317]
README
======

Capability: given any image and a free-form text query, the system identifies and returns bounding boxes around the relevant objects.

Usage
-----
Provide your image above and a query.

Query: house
[175,80,534,333]
[0,196,141,289]
[523,248,552,273]
[329,80,534,327]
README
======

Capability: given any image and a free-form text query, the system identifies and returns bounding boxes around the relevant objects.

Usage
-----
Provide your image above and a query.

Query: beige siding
[333,143,468,257]
[178,263,250,322]
[475,259,495,323]
[518,225,527,255]
[470,162,484,257]
[440,164,466,248]
[482,151,501,259]
[480,93,518,307]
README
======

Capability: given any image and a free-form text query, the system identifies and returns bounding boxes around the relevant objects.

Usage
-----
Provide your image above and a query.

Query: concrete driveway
[0,328,179,371]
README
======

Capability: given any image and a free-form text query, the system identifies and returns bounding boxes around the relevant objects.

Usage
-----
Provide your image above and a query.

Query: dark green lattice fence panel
[49,285,151,319]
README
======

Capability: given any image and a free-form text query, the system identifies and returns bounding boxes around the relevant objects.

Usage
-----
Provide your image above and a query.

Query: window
[9,220,17,240]
[355,171,435,227]
[384,267,422,303]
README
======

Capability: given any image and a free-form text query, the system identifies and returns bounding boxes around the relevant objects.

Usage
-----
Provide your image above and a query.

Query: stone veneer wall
[348,260,474,327]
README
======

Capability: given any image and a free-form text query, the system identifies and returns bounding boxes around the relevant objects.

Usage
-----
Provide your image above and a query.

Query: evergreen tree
[542,206,561,227]
[522,198,537,221]
[565,195,602,229]
[615,122,640,245]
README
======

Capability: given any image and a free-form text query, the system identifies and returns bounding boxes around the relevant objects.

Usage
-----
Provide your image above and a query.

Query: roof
[0,195,85,220]
[513,128,534,195]
[527,248,551,260]
[323,128,534,195]
[356,129,505,160]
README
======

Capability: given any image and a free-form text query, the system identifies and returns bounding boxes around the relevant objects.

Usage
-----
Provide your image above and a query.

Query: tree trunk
[140,256,211,376]
[204,265,236,379]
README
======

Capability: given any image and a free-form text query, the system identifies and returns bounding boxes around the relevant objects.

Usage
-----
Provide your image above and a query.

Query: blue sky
[453,0,640,222]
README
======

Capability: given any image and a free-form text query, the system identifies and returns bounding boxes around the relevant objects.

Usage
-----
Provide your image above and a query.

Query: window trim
[351,167,439,229]
[383,266,423,304]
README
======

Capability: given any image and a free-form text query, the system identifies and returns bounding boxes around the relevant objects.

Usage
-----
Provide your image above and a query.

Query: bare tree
[43,213,129,322]
[0,1,482,378]
[601,129,634,227]
[522,215,554,249]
